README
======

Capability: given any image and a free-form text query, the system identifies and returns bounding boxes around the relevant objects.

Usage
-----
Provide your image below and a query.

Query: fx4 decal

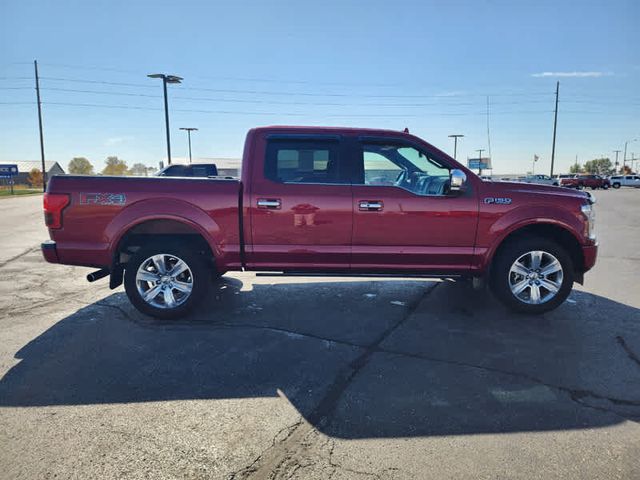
[484,197,512,205]
[80,193,126,206]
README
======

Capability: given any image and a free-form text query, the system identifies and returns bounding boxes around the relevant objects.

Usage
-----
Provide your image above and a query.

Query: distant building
[9,161,66,185]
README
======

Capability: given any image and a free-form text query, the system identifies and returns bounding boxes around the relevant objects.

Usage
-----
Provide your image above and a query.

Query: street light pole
[476,149,484,176]
[180,127,198,163]
[148,73,183,165]
[448,134,464,159]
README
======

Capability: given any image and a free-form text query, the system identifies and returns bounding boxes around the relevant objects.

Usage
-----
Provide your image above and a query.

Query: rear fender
[105,198,223,262]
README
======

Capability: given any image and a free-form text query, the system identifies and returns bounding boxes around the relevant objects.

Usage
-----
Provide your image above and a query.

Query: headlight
[581,203,596,241]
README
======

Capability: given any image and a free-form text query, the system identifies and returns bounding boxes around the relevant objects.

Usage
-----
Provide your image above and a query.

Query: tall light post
[623,139,637,172]
[148,73,183,165]
[180,127,198,163]
[476,148,485,176]
[448,134,464,159]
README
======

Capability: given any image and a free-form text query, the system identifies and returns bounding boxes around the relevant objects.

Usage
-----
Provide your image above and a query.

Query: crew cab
[609,175,640,188]
[561,174,610,190]
[522,174,559,186]
[41,126,598,318]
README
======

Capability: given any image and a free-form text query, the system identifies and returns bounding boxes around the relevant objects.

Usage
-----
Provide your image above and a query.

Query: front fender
[479,204,585,269]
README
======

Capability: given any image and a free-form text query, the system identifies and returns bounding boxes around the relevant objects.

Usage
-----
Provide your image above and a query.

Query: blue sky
[1,0,639,174]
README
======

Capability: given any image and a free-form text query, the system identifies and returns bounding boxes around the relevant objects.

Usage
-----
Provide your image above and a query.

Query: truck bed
[46,175,242,268]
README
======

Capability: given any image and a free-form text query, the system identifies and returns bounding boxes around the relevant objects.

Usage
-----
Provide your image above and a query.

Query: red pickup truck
[560,174,610,190]
[42,126,597,318]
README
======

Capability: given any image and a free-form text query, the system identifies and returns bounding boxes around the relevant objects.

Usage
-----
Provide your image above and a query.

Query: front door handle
[257,198,281,209]
[359,200,383,211]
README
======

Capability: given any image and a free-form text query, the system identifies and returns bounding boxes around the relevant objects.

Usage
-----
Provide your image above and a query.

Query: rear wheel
[490,238,574,314]
[124,243,209,319]
[602,183,609,190]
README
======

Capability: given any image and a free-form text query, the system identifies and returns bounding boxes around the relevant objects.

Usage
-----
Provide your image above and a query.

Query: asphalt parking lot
[0,189,639,479]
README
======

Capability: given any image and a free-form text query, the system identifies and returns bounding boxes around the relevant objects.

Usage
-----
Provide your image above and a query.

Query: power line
[34,101,557,117]
[34,86,563,108]
[36,76,555,99]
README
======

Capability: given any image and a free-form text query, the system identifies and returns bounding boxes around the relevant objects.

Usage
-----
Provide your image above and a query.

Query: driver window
[361,143,451,196]
[364,152,403,186]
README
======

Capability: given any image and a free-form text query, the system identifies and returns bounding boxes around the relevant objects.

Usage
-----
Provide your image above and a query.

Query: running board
[254,271,464,279]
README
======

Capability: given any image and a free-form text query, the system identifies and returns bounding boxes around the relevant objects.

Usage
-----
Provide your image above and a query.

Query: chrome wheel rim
[508,250,563,305]
[135,254,194,309]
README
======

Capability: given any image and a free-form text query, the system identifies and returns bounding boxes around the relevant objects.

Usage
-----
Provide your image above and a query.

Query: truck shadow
[1,277,639,439]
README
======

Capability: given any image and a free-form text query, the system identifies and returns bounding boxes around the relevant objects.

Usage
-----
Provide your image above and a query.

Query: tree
[129,163,149,176]
[583,157,613,175]
[27,168,43,187]
[102,156,129,176]
[569,163,583,174]
[68,157,94,175]
[621,165,633,175]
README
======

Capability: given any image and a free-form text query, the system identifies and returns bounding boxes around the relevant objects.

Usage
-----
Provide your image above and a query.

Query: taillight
[43,193,70,229]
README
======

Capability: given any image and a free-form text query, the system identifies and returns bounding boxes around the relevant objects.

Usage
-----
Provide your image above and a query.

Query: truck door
[247,135,353,270]
[350,138,478,273]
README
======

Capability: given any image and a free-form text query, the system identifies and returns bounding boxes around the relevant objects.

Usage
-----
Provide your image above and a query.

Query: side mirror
[450,169,467,192]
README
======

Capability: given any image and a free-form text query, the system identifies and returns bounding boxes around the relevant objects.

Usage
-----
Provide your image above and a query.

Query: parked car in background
[561,174,610,190]
[523,174,559,186]
[555,174,573,181]
[609,175,640,188]
[157,163,219,177]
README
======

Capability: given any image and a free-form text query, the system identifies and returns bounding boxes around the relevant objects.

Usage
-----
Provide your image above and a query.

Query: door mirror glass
[450,169,467,192]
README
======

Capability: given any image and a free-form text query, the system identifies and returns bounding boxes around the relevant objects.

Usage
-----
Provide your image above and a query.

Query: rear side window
[191,165,218,177]
[265,140,348,184]
[161,165,188,176]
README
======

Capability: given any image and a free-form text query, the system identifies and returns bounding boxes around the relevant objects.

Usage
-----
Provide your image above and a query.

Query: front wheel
[613,182,621,189]
[490,238,574,314]
[124,243,209,319]
[602,184,609,190]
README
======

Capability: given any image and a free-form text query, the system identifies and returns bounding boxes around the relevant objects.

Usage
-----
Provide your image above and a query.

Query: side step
[255,271,463,280]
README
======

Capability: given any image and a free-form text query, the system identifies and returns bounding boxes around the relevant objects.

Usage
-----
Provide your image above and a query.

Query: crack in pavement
[224,283,439,480]
[616,335,640,369]
[0,247,40,269]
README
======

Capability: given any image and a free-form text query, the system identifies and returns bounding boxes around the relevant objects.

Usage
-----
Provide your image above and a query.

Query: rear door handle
[359,200,383,211]
[257,198,281,209]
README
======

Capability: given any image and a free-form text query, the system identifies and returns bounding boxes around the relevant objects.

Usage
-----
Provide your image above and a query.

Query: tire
[124,242,210,319]
[613,182,621,189]
[591,186,597,190]
[602,184,609,190]
[490,237,574,314]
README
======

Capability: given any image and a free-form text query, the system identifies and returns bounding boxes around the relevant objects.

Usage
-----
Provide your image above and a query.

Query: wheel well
[491,223,584,274]
[114,219,214,268]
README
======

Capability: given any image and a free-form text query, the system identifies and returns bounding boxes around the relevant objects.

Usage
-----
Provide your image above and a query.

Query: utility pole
[179,128,198,163]
[448,134,464,159]
[623,139,637,172]
[34,60,46,192]
[613,150,621,173]
[148,73,183,165]
[550,81,559,177]
[477,148,484,176]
